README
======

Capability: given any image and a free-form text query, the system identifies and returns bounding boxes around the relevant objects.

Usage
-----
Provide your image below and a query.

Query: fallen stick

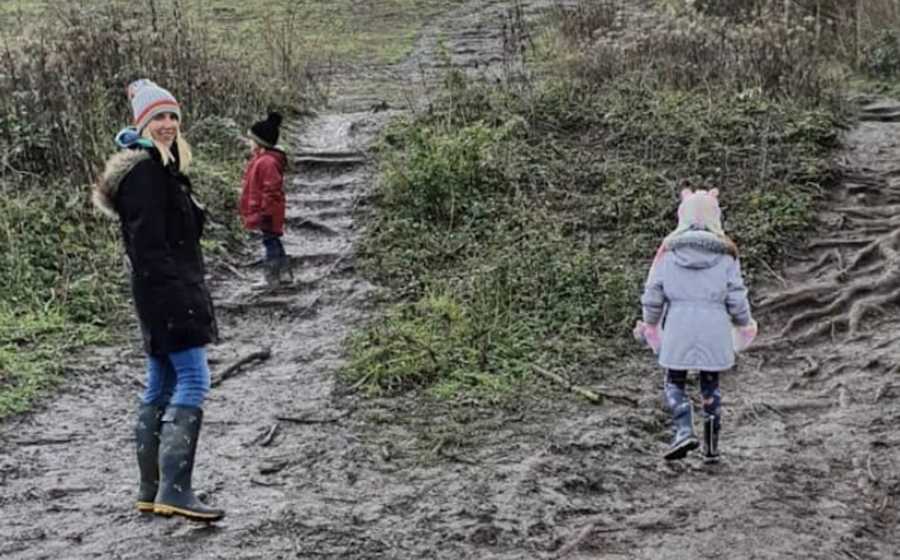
[259,422,280,447]
[350,371,373,391]
[873,382,892,403]
[439,449,479,466]
[258,459,289,475]
[760,258,787,287]
[555,516,624,559]
[866,453,880,484]
[250,478,284,487]
[533,365,637,406]
[591,385,640,407]
[211,348,272,388]
[13,437,76,446]
[276,409,352,424]
[533,366,600,403]
[800,355,820,378]
[223,261,248,280]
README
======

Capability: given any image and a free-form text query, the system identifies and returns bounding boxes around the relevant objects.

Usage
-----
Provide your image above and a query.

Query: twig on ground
[211,348,272,388]
[250,478,284,487]
[223,261,248,280]
[258,459,289,475]
[800,355,820,378]
[760,258,788,287]
[46,487,92,499]
[310,248,353,284]
[873,382,892,403]
[533,365,639,406]
[872,337,898,350]
[866,453,880,484]
[533,365,602,404]
[276,409,352,424]
[555,516,623,559]
[13,437,76,446]
[295,294,323,318]
[259,422,280,447]
[438,448,479,466]
[350,372,373,391]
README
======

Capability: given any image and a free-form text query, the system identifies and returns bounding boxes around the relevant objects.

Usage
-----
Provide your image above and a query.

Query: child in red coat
[240,112,289,288]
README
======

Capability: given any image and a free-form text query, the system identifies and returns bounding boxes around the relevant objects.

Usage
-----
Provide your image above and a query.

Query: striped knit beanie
[127,79,181,133]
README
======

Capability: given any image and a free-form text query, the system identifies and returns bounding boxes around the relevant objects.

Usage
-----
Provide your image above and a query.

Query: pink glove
[633,320,662,354]
[732,319,758,353]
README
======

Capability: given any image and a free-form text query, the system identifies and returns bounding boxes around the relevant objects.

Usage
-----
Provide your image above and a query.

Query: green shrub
[380,122,511,227]
[864,29,900,78]
[348,61,840,399]
[0,3,297,417]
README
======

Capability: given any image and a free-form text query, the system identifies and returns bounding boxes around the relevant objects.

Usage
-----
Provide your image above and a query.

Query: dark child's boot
[251,261,279,291]
[275,255,292,286]
[135,404,164,512]
[703,414,721,464]
[153,406,225,521]
[664,400,699,461]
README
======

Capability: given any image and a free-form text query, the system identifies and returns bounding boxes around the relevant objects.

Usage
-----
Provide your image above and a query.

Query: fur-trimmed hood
[93,149,151,218]
[665,229,737,257]
[665,229,736,269]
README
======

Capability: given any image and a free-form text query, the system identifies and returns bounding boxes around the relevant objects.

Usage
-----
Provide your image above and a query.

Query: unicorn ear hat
[673,187,724,236]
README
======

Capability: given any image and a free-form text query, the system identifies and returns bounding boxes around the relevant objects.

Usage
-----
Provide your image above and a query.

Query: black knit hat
[248,112,283,148]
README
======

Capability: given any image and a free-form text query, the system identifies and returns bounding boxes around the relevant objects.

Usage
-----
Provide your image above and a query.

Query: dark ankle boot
[664,401,699,461]
[135,404,164,512]
[153,406,224,521]
[703,415,721,464]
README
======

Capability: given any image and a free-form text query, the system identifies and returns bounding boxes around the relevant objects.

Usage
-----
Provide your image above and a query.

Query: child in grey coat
[636,188,756,462]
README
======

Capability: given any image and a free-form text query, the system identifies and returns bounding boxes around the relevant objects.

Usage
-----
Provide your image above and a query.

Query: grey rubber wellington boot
[135,404,164,512]
[153,406,225,521]
[664,400,699,461]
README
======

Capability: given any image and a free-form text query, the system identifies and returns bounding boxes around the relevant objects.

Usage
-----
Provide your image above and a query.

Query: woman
[93,79,224,521]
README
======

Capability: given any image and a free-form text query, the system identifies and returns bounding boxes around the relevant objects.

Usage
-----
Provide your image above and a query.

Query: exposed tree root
[759,220,900,343]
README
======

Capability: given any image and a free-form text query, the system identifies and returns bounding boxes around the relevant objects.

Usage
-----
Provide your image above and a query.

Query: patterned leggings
[664,369,721,426]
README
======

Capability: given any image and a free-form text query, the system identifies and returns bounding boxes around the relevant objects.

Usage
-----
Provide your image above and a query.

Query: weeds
[0,1,305,417]
[347,2,849,400]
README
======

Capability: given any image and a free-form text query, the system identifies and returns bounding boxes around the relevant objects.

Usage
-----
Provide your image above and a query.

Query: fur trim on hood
[93,149,151,218]
[665,228,738,258]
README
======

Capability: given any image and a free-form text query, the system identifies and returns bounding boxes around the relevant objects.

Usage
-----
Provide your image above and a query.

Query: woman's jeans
[142,346,210,408]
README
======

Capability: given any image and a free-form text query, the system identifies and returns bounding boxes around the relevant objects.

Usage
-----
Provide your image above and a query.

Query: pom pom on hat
[248,112,283,149]
[127,79,181,133]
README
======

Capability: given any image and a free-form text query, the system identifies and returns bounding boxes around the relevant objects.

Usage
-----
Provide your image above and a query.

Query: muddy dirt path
[547,100,900,560]
[1,1,898,559]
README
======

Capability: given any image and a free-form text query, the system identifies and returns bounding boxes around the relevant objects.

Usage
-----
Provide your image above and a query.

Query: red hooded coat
[240,149,286,235]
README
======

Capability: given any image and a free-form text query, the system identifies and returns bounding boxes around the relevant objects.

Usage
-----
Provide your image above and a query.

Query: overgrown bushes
[346,1,852,399]
[0,2,303,416]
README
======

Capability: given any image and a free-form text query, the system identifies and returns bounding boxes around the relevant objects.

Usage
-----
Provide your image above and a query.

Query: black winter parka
[94,145,217,356]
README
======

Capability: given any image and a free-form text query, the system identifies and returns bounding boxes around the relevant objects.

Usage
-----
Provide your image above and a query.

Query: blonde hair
[141,126,193,171]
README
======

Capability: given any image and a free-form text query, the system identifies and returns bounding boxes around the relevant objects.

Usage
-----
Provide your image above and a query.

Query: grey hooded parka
[641,230,752,372]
